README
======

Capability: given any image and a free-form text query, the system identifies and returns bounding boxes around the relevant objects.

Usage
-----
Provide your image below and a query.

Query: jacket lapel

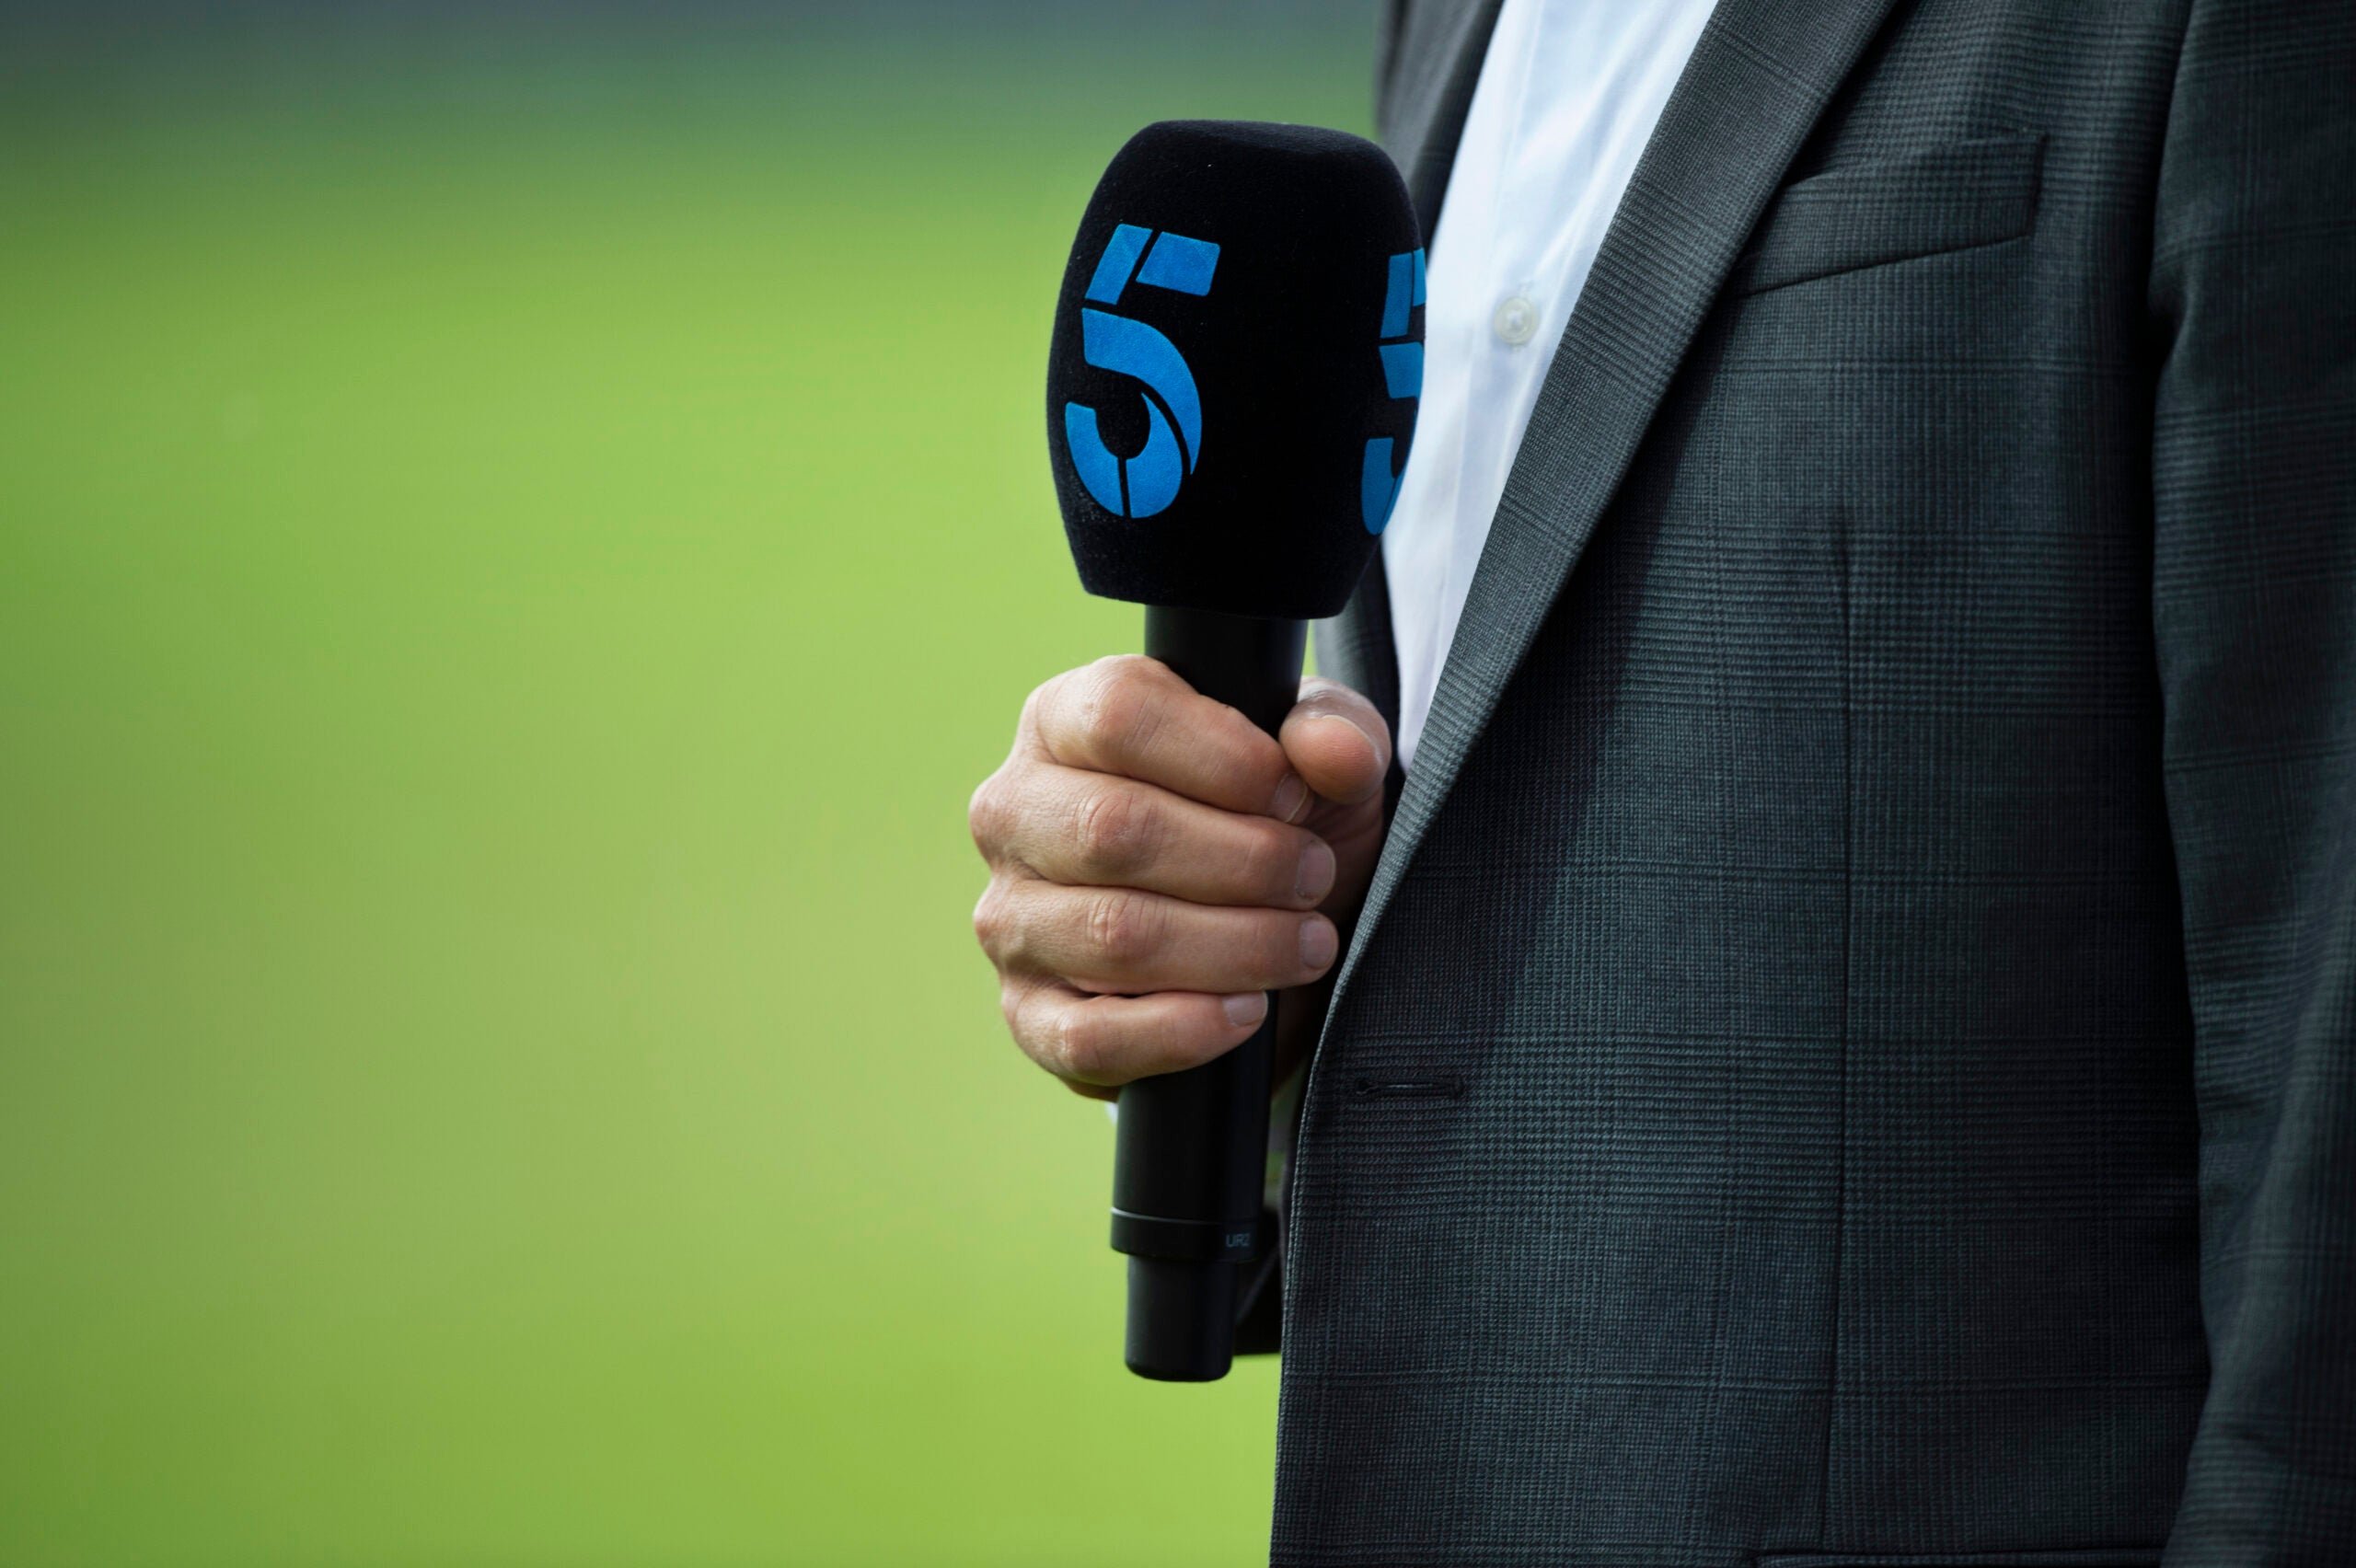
[1325,0,1901,1020]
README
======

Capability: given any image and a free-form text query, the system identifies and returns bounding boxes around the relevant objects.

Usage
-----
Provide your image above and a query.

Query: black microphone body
[1045,121,1422,1380]
[1114,607,1306,1380]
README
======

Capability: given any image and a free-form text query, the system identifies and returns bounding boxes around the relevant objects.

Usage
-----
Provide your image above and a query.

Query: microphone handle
[1113,605,1309,1381]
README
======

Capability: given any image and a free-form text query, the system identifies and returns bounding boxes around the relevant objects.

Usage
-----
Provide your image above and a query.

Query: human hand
[970,656,1391,1101]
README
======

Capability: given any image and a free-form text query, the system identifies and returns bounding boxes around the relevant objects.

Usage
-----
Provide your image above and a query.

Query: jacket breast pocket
[1732,133,2045,296]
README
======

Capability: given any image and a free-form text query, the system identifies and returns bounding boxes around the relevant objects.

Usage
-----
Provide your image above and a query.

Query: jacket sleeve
[2149,3,2356,1562]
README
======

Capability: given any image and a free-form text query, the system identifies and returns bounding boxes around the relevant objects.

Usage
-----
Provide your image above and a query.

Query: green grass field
[0,22,1371,1564]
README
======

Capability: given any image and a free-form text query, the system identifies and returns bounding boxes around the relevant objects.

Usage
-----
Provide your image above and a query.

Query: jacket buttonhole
[1348,1071,1467,1100]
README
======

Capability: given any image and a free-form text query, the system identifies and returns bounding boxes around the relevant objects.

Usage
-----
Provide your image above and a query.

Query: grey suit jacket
[1268,1,2356,1563]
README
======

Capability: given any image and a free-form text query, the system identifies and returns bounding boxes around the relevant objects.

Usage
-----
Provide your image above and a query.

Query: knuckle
[1071,784,1156,876]
[972,881,1014,961]
[1024,670,1075,730]
[1002,981,1061,1068]
[1055,1004,1112,1082]
[967,772,1010,851]
[1084,888,1159,967]
[1093,653,1161,687]
[1075,658,1164,760]
[1076,671,1140,746]
[1022,672,1072,752]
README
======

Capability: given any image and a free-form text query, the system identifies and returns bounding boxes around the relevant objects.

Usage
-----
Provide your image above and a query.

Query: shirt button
[1492,294,1539,345]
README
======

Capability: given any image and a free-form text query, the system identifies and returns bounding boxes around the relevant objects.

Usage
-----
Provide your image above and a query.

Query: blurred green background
[0,6,1372,1562]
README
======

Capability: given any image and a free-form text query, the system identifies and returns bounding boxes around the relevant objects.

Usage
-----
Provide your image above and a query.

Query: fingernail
[1299,917,1338,971]
[1269,773,1310,823]
[1296,840,1335,904]
[1222,992,1267,1027]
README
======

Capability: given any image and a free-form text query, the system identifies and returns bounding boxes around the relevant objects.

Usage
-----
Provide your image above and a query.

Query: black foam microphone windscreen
[1046,120,1425,619]
[1043,121,1424,1382]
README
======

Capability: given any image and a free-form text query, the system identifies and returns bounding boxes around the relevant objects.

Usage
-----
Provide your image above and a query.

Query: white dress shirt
[1381,0,1719,772]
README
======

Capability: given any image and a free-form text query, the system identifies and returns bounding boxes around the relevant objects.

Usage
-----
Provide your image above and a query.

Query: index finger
[1029,655,1307,820]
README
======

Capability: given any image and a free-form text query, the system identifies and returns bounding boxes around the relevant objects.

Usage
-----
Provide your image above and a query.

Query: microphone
[1044,121,1424,1380]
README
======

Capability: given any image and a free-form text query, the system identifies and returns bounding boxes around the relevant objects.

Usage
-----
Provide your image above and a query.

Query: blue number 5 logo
[1063,224,1220,518]
[1362,248,1425,533]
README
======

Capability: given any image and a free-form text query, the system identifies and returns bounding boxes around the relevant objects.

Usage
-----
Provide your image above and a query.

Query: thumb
[1278,678,1391,808]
